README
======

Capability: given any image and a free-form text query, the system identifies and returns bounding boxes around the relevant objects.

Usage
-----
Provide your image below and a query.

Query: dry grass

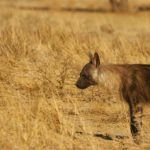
[0,1,150,150]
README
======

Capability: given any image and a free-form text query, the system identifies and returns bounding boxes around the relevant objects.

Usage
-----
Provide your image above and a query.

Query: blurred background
[1,0,150,12]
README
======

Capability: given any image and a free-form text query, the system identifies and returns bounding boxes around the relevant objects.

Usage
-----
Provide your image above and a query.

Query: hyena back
[76,52,150,143]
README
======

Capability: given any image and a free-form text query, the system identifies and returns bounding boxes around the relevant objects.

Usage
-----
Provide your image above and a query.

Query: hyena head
[76,52,100,89]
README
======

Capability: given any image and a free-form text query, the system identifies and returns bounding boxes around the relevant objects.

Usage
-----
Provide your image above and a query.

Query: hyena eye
[82,74,89,79]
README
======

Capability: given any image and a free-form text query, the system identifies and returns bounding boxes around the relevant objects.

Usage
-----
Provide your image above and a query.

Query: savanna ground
[0,0,150,150]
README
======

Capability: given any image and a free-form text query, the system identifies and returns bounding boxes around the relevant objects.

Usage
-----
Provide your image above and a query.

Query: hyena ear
[88,51,93,61]
[91,52,100,68]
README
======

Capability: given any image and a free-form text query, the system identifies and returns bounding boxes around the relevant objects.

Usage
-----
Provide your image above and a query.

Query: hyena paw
[131,125,142,144]
[133,135,142,145]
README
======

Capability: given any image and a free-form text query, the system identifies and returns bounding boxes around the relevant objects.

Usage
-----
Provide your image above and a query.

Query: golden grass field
[0,0,150,150]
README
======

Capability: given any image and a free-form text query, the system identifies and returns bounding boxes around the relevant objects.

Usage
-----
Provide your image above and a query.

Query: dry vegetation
[0,0,150,150]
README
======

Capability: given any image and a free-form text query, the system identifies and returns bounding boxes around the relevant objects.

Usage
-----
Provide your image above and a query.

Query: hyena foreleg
[129,99,143,143]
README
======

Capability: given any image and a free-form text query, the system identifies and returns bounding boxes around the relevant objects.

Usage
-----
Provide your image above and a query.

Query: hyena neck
[97,64,126,90]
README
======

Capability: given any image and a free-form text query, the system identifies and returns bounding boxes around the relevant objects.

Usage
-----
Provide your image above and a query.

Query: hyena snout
[76,78,91,89]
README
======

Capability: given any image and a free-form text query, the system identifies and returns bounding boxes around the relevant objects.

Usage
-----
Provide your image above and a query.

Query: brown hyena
[76,52,150,144]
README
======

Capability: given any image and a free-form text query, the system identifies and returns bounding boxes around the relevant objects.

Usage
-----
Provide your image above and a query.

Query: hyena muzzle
[76,52,150,144]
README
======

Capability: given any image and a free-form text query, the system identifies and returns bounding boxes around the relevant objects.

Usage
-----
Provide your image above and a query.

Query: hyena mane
[121,64,150,104]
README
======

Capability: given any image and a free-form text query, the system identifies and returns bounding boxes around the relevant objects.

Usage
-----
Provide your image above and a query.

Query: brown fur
[76,52,150,144]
